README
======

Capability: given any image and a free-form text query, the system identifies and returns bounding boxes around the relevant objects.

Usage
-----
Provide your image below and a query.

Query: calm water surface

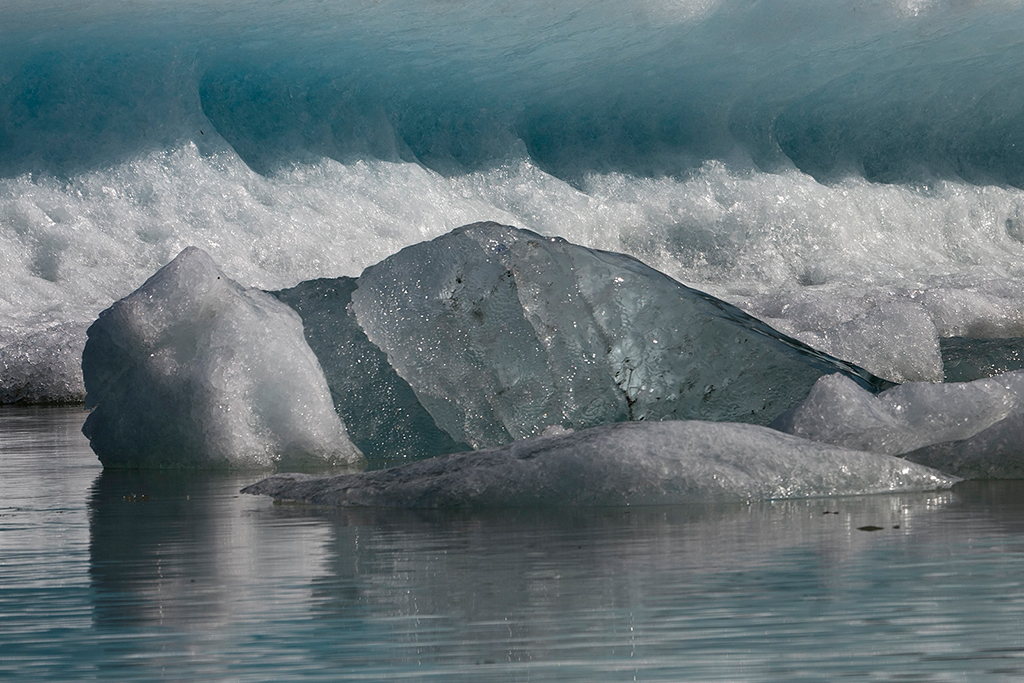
[2,405,1024,681]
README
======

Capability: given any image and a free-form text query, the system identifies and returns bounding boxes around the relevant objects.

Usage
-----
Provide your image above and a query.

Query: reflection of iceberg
[242,420,957,507]
[83,223,891,472]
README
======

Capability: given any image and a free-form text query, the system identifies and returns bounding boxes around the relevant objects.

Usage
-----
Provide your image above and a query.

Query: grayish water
[2,405,1024,681]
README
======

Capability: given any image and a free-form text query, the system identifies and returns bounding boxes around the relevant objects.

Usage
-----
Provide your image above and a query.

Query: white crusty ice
[0,322,87,403]
[772,371,1024,478]
[82,247,363,469]
[242,420,957,508]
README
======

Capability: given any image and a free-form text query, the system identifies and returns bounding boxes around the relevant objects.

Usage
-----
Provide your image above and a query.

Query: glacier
[240,420,958,508]
[10,0,1024,500]
[8,0,1024,403]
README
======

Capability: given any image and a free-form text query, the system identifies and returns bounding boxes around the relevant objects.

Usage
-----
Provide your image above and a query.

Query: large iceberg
[82,247,363,470]
[278,222,889,463]
[241,420,957,507]
[81,222,891,473]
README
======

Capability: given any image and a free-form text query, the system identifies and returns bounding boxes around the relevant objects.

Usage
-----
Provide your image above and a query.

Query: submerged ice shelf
[242,420,958,508]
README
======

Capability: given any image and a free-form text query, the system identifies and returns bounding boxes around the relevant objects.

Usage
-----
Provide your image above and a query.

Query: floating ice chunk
[241,420,957,508]
[772,371,1024,456]
[82,247,363,469]
[904,413,1024,479]
[346,222,889,451]
[0,322,87,403]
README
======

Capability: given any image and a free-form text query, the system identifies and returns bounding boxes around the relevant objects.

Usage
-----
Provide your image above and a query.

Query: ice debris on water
[0,322,87,403]
[81,247,363,470]
[241,420,958,508]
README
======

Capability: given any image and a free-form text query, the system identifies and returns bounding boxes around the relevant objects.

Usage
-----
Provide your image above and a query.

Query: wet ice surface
[345,223,885,451]
[773,371,1024,479]
[243,420,956,508]
[4,406,1024,682]
[81,224,888,470]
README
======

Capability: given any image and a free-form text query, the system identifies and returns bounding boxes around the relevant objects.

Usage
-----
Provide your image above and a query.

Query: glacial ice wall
[8,0,1024,402]
[81,247,363,469]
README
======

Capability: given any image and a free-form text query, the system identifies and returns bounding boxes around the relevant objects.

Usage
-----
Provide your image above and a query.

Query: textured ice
[0,322,87,403]
[903,414,1024,480]
[772,371,1024,478]
[941,337,1024,383]
[343,222,888,452]
[82,247,363,469]
[273,278,470,466]
[241,420,958,508]
[10,0,1024,398]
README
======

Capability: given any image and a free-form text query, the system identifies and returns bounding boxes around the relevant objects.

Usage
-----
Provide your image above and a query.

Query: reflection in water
[5,407,1024,681]
[87,467,335,676]
[299,495,956,675]
[84,460,979,680]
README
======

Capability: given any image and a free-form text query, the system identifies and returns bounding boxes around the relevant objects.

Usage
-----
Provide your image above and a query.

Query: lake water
[3,404,1024,682]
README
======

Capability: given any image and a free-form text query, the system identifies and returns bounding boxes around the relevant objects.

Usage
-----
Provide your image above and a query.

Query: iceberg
[772,371,1024,478]
[81,223,891,471]
[313,222,890,461]
[81,247,363,470]
[241,420,958,508]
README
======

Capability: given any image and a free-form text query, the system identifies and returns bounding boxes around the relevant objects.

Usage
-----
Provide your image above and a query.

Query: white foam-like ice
[241,419,958,507]
[81,246,363,469]
[6,147,1024,399]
